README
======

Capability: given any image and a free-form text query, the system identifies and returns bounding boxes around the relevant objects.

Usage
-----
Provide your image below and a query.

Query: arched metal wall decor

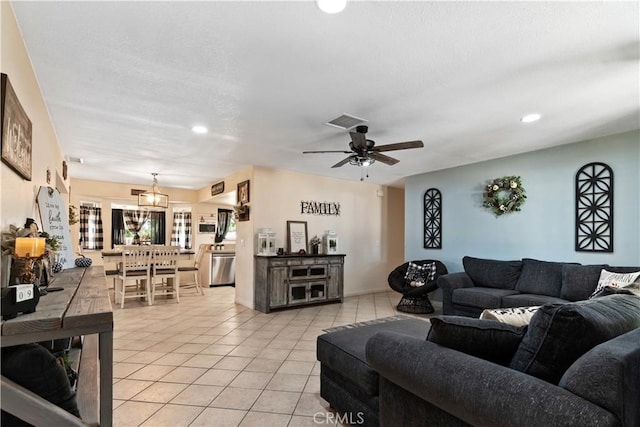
[424,188,442,249]
[575,162,614,252]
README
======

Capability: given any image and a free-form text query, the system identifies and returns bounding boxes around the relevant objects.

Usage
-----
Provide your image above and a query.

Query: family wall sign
[300,201,341,216]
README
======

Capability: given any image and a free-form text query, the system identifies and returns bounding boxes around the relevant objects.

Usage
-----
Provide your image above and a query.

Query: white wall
[1,2,67,230]
[235,167,405,309]
[405,130,640,276]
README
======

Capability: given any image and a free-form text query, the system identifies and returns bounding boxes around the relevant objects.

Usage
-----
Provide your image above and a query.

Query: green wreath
[483,176,526,216]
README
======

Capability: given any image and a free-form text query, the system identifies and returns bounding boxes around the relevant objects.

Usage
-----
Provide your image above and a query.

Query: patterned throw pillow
[404,262,436,286]
[480,306,540,327]
[589,269,640,299]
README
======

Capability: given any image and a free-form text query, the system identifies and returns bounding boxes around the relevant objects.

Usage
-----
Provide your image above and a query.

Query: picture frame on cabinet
[287,221,308,254]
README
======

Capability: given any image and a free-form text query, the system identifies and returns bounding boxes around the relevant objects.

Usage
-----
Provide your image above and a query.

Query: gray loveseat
[438,256,640,316]
[366,294,640,426]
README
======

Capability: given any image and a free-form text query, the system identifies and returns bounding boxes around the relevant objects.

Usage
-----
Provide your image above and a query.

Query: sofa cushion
[1,344,80,425]
[559,328,640,427]
[452,287,519,309]
[589,269,640,299]
[317,318,429,396]
[509,294,640,384]
[515,258,579,297]
[427,315,526,365]
[462,256,522,289]
[502,293,566,308]
[561,264,607,301]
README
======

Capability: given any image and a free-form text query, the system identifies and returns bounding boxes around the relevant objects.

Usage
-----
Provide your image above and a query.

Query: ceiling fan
[303,125,424,168]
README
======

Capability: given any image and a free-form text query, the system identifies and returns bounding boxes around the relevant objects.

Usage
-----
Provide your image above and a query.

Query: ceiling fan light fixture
[349,157,374,167]
[317,0,347,14]
[520,113,541,123]
[138,173,169,208]
[192,125,208,134]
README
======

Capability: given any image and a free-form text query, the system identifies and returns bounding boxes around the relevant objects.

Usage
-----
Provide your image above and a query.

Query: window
[112,207,166,246]
[79,203,103,250]
[171,211,192,249]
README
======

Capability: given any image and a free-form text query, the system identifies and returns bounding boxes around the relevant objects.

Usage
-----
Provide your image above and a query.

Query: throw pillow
[560,264,608,301]
[515,258,579,297]
[480,306,540,327]
[427,315,527,365]
[509,294,640,385]
[404,262,436,286]
[589,269,640,299]
[462,256,523,289]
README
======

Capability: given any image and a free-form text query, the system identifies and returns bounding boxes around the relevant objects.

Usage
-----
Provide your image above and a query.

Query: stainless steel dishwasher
[206,252,236,287]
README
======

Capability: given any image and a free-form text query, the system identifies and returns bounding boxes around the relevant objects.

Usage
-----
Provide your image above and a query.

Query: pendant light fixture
[138,173,169,208]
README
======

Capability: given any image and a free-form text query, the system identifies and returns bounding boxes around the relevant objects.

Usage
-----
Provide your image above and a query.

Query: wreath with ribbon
[483,176,526,216]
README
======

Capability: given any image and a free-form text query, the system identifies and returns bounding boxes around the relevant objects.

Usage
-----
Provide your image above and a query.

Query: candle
[14,237,46,258]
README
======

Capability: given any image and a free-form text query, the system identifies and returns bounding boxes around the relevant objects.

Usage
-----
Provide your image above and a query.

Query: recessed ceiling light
[192,125,208,134]
[520,114,541,123]
[317,0,347,14]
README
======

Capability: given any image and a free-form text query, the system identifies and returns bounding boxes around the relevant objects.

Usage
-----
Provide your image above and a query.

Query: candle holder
[13,237,47,285]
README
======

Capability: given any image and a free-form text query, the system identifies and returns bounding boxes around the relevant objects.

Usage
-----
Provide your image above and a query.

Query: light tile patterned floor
[111,286,440,426]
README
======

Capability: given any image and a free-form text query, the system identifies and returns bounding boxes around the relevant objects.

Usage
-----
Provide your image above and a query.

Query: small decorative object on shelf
[482,176,526,217]
[257,228,277,256]
[323,230,338,254]
[74,256,92,268]
[310,235,321,254]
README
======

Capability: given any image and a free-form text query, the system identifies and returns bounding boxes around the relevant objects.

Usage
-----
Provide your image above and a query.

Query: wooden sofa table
[1,266,113,426]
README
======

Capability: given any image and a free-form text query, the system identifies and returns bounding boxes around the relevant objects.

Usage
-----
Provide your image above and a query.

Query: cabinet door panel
[327,264,343,300]
[268,267,288,308]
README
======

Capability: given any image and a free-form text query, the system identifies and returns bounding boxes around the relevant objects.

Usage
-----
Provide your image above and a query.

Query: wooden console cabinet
[254,254,344,313]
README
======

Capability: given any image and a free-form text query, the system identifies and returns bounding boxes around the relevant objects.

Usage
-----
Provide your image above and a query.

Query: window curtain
[171,212,192,249]
[148,211,166,244]
[79,206,104,250]
[111,209,125,248]
[123,209,149,245]
[215,209,232,243]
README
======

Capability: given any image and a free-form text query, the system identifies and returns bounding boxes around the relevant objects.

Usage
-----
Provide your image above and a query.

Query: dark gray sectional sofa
[438,256,640,316]
[316,294,640,426]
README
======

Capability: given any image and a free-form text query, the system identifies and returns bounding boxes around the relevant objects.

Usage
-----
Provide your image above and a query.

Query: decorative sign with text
[300,201,341,216]
[211,181,225,196]
[36,187,74,269]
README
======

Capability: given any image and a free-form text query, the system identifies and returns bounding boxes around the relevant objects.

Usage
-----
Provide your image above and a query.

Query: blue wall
[405,130,640,274]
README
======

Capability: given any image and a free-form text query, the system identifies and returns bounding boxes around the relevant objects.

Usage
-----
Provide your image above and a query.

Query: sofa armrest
[437,272,474,315]
[366,331,618,427]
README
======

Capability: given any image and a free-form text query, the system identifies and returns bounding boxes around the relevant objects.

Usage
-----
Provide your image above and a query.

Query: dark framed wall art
[237,180,250,204]
[1,73,33,181]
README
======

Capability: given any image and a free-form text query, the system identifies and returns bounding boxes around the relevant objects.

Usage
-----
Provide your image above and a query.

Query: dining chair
[151,245,181,304]
[178,244,205,296]
[117,246,152,308]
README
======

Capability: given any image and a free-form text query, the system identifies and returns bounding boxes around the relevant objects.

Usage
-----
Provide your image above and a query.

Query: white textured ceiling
[11,1,640,190]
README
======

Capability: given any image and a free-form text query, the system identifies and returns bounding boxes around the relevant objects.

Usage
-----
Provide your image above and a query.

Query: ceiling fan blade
[369,152,399,166]
[331,156,353,168]
[349,131,368,150]
[303,150,353,154]
[372,140,424,152]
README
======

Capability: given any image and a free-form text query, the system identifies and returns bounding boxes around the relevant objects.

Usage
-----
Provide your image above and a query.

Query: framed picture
[287,220,308,254]
[237,180,250,204]
[1,73,32,181]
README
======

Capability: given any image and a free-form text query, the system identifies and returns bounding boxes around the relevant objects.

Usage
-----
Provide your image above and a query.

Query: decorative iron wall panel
[424,188,442,249]
[575,162,613,252]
